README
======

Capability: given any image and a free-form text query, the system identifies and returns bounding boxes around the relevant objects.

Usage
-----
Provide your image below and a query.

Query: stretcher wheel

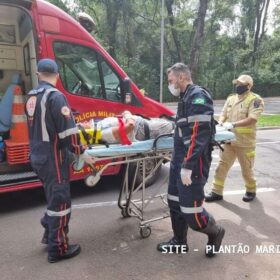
[121,207,131,218]
[72,159,83,171]
[140,226,151,238]
[84,174,100,187]
[85,175,94,187]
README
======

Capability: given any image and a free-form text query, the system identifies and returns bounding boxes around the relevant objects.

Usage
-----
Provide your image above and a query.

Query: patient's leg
[101,119,135,143]
[101,127,118,143]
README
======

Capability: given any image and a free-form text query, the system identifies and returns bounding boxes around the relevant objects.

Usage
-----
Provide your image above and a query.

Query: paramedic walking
[25,59,93,263]
[157,63,225,257]
[205,74,264,202]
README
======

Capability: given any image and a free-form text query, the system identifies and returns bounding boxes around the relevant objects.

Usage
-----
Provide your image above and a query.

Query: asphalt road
[0,129,279,280]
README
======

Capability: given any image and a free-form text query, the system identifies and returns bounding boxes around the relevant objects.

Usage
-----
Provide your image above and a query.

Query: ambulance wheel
[140,226,151,238]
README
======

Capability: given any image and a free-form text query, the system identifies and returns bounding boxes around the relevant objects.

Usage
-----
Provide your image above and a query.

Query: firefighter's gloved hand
[180,168,192,186]
[222,122,234,130]
[80,151,95,166]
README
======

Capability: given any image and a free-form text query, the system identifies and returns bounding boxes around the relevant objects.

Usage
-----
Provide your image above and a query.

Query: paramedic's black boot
[157,210,188,253]
[205,192,223,202]
[197,215,225,258]
[242,192,256,202]
[48,244,81,263]
[41,229,48,245]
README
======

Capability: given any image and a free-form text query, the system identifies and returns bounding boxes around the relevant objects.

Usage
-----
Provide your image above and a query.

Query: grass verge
[258,114,280,127]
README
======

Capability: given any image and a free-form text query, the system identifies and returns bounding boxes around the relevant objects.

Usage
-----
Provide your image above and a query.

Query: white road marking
[223,187,276,196]
[73,201,118,209]
[256,141,280,145]
[72,188,276,209]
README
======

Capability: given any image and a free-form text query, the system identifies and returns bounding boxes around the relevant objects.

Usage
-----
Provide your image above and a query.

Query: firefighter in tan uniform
[205,74,264,202]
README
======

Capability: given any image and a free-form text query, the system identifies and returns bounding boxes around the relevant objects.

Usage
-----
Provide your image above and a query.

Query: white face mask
[168,84,180,97]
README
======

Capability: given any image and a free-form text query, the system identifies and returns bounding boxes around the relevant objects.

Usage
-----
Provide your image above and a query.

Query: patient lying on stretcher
[78,111,174,145]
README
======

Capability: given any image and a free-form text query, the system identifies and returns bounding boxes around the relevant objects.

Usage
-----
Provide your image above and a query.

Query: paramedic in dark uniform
[25,59,94,263]
[157,63,225,257]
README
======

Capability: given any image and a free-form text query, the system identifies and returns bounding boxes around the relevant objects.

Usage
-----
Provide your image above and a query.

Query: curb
[257,126,280,130]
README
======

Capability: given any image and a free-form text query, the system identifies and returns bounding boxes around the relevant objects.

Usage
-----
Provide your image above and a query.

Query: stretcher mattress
[84,126,235,157]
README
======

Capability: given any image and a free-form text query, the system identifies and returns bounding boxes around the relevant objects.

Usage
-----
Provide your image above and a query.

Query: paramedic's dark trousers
[32,153,71,257]
[167,138,210,240]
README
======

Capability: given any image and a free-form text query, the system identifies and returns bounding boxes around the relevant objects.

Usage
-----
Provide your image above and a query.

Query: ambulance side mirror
[120,78,141,107]
[121,78,132,104]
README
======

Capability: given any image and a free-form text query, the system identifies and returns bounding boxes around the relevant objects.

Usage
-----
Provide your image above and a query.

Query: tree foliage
[47,0,280,100]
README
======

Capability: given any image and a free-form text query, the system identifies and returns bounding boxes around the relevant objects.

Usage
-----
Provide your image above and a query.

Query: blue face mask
[236,85,248,95]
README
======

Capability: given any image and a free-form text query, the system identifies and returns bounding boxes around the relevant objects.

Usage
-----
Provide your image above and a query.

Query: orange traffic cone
[9,85,29,142]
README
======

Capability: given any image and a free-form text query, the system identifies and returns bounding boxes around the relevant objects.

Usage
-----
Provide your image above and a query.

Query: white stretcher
[73,126,235,238]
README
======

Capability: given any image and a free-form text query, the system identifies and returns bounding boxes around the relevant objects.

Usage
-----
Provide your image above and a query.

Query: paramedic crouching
[157,63,225,257]
[25,59,94,263]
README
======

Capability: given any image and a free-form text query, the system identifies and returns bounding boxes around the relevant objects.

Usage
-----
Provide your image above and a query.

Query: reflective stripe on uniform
[235,127,253,134]
[213,178,224,187]
[47,207,71,217]
[176,117,188,129]
[180,205,203,214]
[59,127,79,139]
[187,115,211,123]
[245,182,257,188]
[40,88,56,142]
[246,150,256,158]
[178,127,183,137]
[167,194,179,202]
[184,139,191,145]
[177,118,187,123]
[168,195,204,214]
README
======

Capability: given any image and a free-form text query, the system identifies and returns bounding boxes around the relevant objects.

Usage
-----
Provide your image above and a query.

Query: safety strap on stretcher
[118,118,132,145]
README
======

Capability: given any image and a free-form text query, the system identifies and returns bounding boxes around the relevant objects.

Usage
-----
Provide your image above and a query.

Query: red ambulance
[0,0,174,193]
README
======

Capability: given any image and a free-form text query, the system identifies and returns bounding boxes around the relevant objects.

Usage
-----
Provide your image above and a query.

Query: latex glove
[222,122,234,130]
[180,168,192,186]
[80,151,95,166]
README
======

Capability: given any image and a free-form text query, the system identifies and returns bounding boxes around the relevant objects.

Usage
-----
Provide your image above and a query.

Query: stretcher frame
[118,150,172,238]
[74,127,235,238]
[75,134,174,238]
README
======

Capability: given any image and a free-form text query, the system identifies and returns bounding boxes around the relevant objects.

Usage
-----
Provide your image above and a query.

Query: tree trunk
[252,0,270,67]
[165,0,183,62]
[103,0,123,59]
[188,0,209,81]
[259,0,270,44]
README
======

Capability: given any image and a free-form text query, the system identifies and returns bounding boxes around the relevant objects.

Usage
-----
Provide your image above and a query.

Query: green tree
[48,0,280,100]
